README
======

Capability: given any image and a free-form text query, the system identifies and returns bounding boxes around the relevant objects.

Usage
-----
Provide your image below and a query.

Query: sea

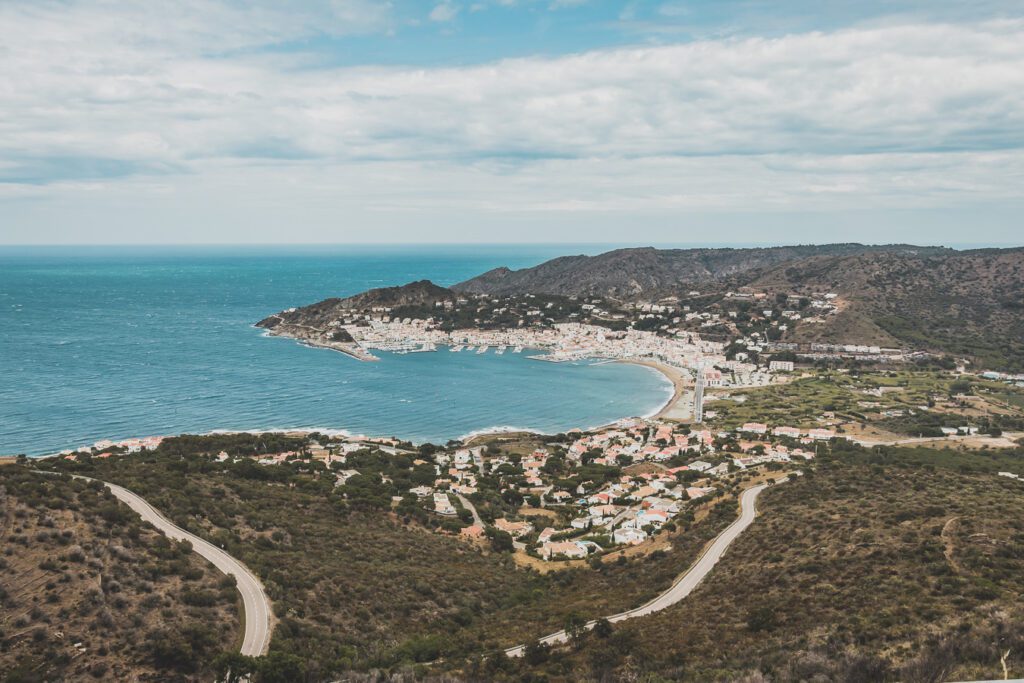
[0,245,674,457]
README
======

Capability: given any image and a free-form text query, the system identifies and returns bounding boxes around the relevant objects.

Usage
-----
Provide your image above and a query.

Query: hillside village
[56,418,824,563]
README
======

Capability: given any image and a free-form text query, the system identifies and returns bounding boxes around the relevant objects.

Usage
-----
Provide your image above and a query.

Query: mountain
[256,279,454,332]
[329,279,455,310]
[452,244,951,299]
[257,245,1024,369]
[748,248,1024,368]
[451,244,1023,368]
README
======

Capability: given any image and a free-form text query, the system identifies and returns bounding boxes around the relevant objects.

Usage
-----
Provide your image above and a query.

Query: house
[637,509,670,527]
[769,360,794,372]
[433,493,456,516]
[686,486,714,500]
[588,504,620,518]
[549,490,573,503]
[772,426,801,439]
[541,541,588,560]
[460,525,484,540]
[704,369,724,386]
[494,518,533,537]
[409,485,433,498]
[740,422,768,435]
[807,428,835,441]
[537,527,558,544]
[707,463,730,477]
[688,460,712,472]
[613,528,648,545]
[629,485,658,500]
[570,517,592,530]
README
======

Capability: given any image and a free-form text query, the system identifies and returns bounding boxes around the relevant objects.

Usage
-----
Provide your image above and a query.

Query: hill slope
[453,244,949,299]
[256,279,454,333]
[749,248,1024,369]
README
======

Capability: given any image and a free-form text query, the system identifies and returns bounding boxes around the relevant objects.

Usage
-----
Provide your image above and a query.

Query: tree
[524,639,550,665]
[486,527,514,553]
[949,380,972,396]
[213,652,258,683]
[256,651,307,683]
[565,613,588,648]
[593,617,613,639]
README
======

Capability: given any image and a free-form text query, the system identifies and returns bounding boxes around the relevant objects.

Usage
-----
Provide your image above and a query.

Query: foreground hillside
[32,436,741,680]
[0,468,238,681]
[21,427,1024,682]
[516,446,1024,682]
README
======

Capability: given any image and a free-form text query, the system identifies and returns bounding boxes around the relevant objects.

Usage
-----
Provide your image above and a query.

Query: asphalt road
[505,483,769,657]
[455,492,484,527]
[90,477,274,656]
[693,372,705,423]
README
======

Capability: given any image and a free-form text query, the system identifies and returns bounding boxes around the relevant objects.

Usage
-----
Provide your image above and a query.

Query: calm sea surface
[0,245,672,456]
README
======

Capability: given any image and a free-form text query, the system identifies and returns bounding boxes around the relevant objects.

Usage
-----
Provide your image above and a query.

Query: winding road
[455,492,484,527]
[63,474,274,656]
[505,483,769,657]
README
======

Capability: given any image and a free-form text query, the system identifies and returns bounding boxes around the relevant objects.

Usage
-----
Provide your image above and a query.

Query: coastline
[21,346,681,458]
[615,359,690,420]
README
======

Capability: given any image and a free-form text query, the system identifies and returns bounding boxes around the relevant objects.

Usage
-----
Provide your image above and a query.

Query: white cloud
[429,2,460,22]
[0,2,1022,243]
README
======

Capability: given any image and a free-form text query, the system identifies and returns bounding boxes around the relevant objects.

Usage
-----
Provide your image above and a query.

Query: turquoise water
[0,245,671,456]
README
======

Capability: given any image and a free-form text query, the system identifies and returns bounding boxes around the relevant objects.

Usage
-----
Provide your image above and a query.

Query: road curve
[505,483,769,657]
[73,475,274,656]
[455,492,484,527]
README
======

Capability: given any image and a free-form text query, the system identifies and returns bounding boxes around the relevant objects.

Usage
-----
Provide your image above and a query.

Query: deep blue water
[0,245,672,456]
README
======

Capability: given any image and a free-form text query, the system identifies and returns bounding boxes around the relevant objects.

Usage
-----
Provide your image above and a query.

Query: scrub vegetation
[0,468,238,682]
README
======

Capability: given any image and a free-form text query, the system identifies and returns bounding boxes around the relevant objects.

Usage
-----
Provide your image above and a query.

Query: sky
[1,1,1023,246]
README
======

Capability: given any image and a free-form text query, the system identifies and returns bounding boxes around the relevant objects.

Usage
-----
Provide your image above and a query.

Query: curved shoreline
[615,358,689,420]
[25,353,676,457]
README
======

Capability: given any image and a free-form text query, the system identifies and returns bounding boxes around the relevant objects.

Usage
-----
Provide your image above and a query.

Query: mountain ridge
[452,244,953,299]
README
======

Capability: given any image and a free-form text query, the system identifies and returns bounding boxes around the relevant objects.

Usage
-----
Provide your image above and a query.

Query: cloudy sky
[2,1,1022,245]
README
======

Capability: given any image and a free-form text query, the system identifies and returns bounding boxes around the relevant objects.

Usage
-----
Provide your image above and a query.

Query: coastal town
[52,384,1021,567]
[51,416,814,562]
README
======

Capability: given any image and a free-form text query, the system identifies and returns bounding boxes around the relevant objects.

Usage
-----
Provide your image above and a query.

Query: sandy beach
[617,359,693,421]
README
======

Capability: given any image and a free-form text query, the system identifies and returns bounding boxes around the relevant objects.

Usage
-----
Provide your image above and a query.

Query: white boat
[477,345,489,354]
[513,345,523,353]
[466,345,476,352]
[450,345,464,352]
[496,345,506,355]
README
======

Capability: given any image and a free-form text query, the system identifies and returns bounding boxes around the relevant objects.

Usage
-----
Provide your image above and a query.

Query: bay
[0,245,672,456]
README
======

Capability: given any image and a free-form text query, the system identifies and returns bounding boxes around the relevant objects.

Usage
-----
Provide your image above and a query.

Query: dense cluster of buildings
[395,417,817,562]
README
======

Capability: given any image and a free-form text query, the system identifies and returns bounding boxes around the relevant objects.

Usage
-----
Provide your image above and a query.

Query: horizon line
[2,241,1021,249]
